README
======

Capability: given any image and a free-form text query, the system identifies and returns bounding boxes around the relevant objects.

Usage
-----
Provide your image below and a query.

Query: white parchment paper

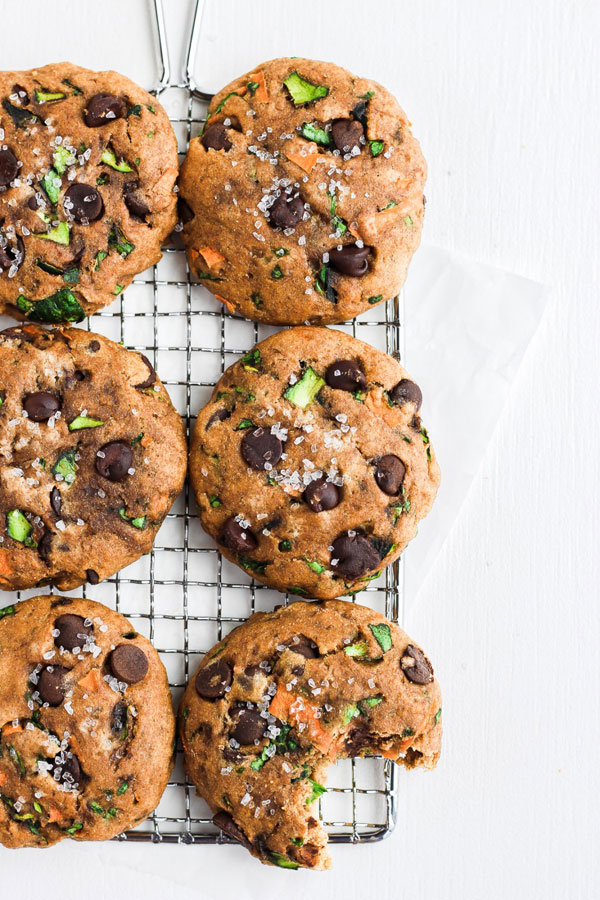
[401,244,549,605]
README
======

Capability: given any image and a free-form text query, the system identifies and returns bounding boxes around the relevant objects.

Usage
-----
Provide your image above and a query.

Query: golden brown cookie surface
[0,63,178,321]
[0,596,175,848]
[180,600,442,870]
[179,57,426,324]
[189,327,439,599]
[0,324,187,591]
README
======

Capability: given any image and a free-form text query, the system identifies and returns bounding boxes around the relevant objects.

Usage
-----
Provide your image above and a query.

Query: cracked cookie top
[179,57,426,324]
[0,63,178,322]
[0,324,187,591]
[0,595,175,848]
[189,326,439,599]
[180,599,442,870]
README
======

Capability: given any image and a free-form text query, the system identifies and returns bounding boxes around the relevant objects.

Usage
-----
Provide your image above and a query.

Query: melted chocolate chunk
[53,614,93,652]
[95,441,134,482]
[325,359,367,392]
[401,644,434,684]
[330,532,380,579]
[374,454,406,496]
[84,93,125,127]
[241,428,283,470]
[110,644,148,684]
[195,659,232,699]
[218,517,258,553]
[303,476,341,512]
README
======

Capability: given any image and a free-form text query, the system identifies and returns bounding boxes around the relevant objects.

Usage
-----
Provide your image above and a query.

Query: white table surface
[1,1,598,897]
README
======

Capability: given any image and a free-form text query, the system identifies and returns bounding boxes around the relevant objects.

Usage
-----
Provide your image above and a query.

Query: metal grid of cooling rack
[5,0,407,846]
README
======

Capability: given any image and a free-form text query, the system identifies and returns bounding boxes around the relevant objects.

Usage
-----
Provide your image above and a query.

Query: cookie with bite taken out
[179,599,442,869]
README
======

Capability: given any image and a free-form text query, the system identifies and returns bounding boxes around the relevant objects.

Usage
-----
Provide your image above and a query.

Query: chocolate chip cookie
[0,63,178,322]
[180,599,441,870]
[189,327,439,599]
[178,57,426,324]
[0,324,186,591]
[0,595,175,848]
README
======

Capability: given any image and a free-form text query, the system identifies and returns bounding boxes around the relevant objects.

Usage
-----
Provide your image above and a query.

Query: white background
[1,0,599,898]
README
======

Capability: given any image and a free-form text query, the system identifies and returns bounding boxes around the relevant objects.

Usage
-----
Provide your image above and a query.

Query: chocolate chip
[206,408,231,429]
[177,197,195,224]
[63,183,104,223]
[0,234,24,273]
[374,454,406,495]
[38,530,52,564]
[84,93,125,127]
[288,635,319,659]
[331,118,364,153]
[47,751,82,787]
[23,391,60,421]
[95,441,134,482]
[0,148,18,186]
[111,701,128,735]
[401,644,434,684]
[304,476,341,512]
[12,84,29,105]
[230,707,266,745]
[86,569,99,585]
[328,244,370,277]
[37,665,69,706]
[330,532,380,579]
[110,644,149,684]
[213,812,253,851]
[134,354,156,389]
[241,427,283,470]
[195,659,232,700]
[89,340,100,352]
[268,192,304,228]
[390,379,422,411]
[201,123,232,151]
[325,359,367,392]
[124,191,150,220]
[218,517,258,553]
[54,614,93,652]
[28,194,43,210]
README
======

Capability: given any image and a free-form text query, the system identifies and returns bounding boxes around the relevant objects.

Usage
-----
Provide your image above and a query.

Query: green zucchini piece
[126,104,142,117]
[41,170,61,204]
[94,250,108,270]
[61,79,83,96]
[369,623,393,653]
[119,508,146,529]
[283,71,329,106]
[368,294,383,304]
[63,266,79,285]
[344,703,361,724]
[53,146,75,175]
[35,258,63,276]
[239,555,267,575]
[234,419,254,430]
[16,289,84,324]
[315,264,337,303]
[283,366,324,409]
[241,348,261,372]
[266,850,299,870]
[300,122,330,146]
[34,89,66,103]
[68,415,105,431]
[35,222,70,246]
[108,225,135,257]
[271,264,283,279]
[302,557,326,574]
[2,99,39,128]
[306,778,326,804]
[343,641,369,659]
[278,539,292,552]
[369,140,384,157]
[96,174,108,186]
[362,696,383,708]
[100,147,133,173]
[52,450,77,485]
[6,510,36,547]
[0,604,16,619]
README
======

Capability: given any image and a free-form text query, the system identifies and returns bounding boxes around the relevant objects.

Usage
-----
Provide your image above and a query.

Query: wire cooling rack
[3,0,406,846]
